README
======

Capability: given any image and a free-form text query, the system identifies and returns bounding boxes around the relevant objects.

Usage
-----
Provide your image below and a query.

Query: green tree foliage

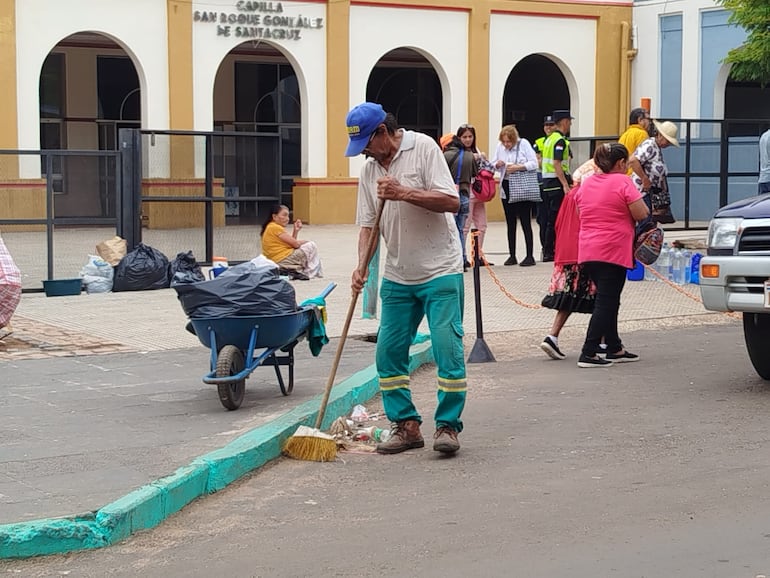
[718,0,770,86]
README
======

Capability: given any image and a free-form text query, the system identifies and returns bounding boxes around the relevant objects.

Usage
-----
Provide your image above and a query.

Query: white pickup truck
[700,193,770,379]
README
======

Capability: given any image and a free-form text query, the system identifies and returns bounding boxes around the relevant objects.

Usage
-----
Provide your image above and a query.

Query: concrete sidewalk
[2,221,709,355]
[0,221,719,558]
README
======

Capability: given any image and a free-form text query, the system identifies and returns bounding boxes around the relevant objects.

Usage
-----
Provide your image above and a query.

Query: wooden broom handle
[314,198,385,429]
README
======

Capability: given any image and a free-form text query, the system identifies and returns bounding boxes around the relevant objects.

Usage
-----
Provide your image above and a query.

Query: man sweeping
[345,102,468,455]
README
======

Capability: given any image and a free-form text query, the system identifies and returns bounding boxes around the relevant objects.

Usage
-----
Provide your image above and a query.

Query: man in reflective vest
[533,115,555,256]
[539,109,573,262]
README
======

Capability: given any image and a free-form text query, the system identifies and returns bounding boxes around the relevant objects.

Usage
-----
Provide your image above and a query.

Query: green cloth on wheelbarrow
[299,296,329,357]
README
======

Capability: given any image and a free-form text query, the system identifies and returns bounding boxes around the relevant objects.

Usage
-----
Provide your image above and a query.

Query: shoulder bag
[650,175,676,224]
[507,143,541,203]
[634,224,664,266]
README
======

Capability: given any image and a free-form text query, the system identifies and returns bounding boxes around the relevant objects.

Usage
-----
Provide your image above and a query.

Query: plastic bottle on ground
[671,249,684,285]
[690,252,702,284]
[682,250,692,284]
[656,242,671,280]
[354,426,390,442]
[644,260,656,281]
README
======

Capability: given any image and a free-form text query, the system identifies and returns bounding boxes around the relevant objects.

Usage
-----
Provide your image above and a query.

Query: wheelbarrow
[189,282,336,410]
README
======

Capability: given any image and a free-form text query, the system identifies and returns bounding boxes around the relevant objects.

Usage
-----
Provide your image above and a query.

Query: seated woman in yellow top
[260,205,323,279]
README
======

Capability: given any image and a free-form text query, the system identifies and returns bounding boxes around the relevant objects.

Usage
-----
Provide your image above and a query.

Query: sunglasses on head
[459,124,474,130]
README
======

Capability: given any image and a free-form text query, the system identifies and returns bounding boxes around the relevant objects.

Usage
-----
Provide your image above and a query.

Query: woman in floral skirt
[538,158,599,360]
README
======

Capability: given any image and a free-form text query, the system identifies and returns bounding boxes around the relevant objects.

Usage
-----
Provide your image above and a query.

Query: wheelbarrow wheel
[216,345,246,410]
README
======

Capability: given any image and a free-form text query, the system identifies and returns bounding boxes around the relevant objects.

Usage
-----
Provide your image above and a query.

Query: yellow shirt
[261,221,295,263]
[619,124,649,175]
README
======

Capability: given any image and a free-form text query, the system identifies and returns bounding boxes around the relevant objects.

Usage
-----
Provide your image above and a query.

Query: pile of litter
[327,404,390,454]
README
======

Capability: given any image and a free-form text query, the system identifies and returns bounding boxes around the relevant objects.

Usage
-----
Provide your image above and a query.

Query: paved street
[2,220,745,567]
[6,320,770,576]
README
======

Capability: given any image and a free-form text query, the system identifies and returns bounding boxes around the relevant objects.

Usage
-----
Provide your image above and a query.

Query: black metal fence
[571,118,770,229]
[130,128,283,264]
[0,149,121,284]
[2,120,768,288]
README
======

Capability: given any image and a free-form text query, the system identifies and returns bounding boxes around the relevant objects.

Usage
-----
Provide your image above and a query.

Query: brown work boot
[376,420,425,454]
[433,426,460,454]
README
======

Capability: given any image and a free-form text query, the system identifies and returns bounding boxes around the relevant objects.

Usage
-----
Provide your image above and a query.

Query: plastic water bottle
[644,262,656,281]
[354,426,391,442]
[682,250,692,284]
[690,253,702,285]
[671,249,685,285]
[656,243,671,280]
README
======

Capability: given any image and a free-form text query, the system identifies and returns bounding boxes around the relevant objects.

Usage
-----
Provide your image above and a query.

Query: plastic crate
[42,278,83,297]
[626,260,644,281]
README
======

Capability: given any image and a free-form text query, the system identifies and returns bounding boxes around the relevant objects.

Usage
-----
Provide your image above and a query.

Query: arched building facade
[0,0,634,226]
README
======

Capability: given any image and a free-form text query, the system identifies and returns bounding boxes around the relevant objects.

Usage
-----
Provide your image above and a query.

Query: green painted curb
[0,341,434,560]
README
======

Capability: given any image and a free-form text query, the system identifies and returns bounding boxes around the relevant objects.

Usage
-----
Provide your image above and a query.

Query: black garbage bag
[173,259,296,318]
[169,251,206,285]
[113,243,170,292]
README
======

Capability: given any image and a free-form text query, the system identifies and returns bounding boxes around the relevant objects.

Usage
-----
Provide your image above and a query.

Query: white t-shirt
[355,130,463,285]
[760,129,770,184]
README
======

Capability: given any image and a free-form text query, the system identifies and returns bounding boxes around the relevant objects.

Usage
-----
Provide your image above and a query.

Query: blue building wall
[699,9,746,119]
[659,14,683,118]
[665,132,761,222]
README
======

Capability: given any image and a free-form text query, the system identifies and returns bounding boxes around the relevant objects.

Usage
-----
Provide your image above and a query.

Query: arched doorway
[366,48,442,140]
[39,32,141,218]
[213,42,300,224]
[502,55,570,144]
[724,75,770,136]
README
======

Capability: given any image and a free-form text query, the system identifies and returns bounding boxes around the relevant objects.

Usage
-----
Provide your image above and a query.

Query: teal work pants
[376,274,466,432]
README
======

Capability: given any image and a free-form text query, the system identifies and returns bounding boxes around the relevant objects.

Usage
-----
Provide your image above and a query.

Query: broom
[283,199,386,461]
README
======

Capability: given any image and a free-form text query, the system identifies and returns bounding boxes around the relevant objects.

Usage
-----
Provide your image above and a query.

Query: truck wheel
[743,313,770,380]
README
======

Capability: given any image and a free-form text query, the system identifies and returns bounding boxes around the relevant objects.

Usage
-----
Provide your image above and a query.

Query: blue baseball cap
[345,102,387,157]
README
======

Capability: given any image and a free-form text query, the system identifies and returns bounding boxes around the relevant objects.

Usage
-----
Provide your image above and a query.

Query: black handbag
[650,177,676,224]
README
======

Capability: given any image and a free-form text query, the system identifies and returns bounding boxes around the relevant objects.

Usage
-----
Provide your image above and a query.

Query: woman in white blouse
[491,124,540,266]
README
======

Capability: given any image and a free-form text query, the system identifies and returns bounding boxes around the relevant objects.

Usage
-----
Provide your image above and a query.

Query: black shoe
[542,255,554,263]
[540,336,565,360]
[605,350,639,363]
[481,260,494,267]
[577,354,613,368]
[520,256,536,267]
[504,256,518,266]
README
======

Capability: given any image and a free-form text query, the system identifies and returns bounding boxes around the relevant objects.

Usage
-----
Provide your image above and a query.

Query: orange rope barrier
[469,231,543,310]
[468,231,740,321]
[641,263,742,320]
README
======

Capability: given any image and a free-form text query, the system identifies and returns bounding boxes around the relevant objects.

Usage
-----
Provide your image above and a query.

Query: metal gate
[0,130,283,290]
[0,148,122,290]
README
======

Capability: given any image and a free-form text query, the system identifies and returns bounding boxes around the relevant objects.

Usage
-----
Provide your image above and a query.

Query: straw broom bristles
[282,199,385,463]
[282,426,337,462]
[280,277,360,462]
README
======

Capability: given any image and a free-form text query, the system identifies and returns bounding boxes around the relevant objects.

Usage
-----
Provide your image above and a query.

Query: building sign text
[194,2,323,41]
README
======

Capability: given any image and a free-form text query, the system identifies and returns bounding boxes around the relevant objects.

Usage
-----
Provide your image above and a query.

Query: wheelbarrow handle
[319,282,337,300]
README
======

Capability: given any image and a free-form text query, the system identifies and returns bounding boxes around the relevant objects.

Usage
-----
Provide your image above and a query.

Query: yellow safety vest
[541,131,570,179]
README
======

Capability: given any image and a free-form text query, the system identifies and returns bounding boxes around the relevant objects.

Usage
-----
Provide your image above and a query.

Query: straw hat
[653,120,680,147]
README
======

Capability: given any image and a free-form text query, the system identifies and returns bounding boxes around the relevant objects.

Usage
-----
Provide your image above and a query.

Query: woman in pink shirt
[539,158,600,360]
[574,143,649,368]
